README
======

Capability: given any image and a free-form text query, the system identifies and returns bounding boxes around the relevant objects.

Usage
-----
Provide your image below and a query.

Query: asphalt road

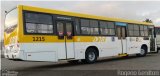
[1,53,160,76]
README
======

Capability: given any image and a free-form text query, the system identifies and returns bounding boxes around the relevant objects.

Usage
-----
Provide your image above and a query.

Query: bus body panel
[74,36,122,58]
[127,37,150,54]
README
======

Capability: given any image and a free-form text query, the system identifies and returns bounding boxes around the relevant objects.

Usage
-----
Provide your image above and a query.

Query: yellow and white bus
[4,5,158,63]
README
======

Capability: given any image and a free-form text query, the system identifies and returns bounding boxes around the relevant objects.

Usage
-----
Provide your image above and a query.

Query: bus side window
[107,22,115,35]
[117,27,121,39]
[57,22,64,39]
[128,24,134,36]
[90,20,99,35]
[144,26,148,36]
[25,12,54,34]
[80,19,90,35]
[133,25,140,36]
[75,18,80,35]
[122,27,126,39]
[66,22,73,39]
[100,21,108,35]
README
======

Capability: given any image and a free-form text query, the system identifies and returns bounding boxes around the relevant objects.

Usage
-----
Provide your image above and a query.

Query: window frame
[127,24,142,37]
[23,11,55,35]
[80,18,91,35]
[140,25,149,37]
[143,25,149,37]
[99,21,108,36]
[133,24,140,37]
[74,18,81,35]
[90,19,99,35]
[79,18,116,36]
[99,20,116,36]
[127,23,149,37]
[127,24,135,37]
[107,21,116,36]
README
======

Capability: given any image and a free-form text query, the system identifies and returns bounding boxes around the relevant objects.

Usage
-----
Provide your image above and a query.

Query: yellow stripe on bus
[21,5,153,25]
[18,36,106,43]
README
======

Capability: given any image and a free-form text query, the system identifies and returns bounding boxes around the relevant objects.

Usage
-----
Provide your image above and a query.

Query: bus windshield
[5,8,18,33]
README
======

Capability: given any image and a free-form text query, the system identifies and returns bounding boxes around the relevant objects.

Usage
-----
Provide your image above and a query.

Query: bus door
[148,26,156,52]
[116,22,127,54]
[56,21,75,59]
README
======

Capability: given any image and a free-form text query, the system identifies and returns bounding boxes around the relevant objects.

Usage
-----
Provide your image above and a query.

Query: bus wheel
[137,47,147,57]
[82,48,98,64]
[155,48,159,53]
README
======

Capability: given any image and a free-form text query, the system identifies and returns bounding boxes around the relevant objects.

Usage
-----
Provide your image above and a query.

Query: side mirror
[154,33,156,38]
[5,11,8,14]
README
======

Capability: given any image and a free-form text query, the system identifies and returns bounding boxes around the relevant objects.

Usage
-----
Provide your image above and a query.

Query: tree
[144,19,152,23]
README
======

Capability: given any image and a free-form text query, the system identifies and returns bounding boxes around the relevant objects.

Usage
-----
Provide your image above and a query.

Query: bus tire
[82,48,98,64]
[155,49,159,53]
[136,46,147,57]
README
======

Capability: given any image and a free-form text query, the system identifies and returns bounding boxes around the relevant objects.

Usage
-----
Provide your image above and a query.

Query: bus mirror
[154,32,156,38]
[5,11,8,14]
[154,27,156,38]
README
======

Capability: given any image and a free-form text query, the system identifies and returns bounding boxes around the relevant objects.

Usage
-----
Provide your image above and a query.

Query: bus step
[118,53,128,57]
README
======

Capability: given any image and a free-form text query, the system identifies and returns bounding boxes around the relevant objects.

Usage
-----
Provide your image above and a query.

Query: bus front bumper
[4,47,23,60]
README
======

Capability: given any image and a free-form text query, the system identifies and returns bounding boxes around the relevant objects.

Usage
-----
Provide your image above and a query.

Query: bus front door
[117,26,127,55]
[149,27,156,52]
[56,21,74,59]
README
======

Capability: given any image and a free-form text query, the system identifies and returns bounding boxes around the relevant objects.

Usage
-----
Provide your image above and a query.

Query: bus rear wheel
[82,48,98,64]
[155,48,159,53]
[137,46,147,57]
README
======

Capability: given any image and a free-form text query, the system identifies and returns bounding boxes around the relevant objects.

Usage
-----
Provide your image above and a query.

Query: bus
[155,27,160,51]
[4,5,158,63]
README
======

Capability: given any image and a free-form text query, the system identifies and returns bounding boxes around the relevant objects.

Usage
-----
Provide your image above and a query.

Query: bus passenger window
[128,24,134,36]
[26,23,37,33]
[90,20,99,35]
[117,27,121,39]
[24,12,53,34]
[75,18,80,34]
[57,22,64,36]
[66,22,72,36]
[144,26,148,36]
[134,25,140,36]
[80,19,90,35]
[122,27,126,39]
[107,22,115,35]
[100,21,108,35]
[140,25,145,36]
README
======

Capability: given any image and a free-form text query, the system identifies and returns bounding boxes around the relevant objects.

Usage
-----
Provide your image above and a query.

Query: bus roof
[19,5,153,26]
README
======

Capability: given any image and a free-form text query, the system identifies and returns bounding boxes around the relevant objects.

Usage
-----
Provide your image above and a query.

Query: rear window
[5,8,18,34]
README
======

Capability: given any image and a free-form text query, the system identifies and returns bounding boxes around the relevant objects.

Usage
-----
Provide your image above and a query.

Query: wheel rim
[140,49,145,55]
[88,52,95,61]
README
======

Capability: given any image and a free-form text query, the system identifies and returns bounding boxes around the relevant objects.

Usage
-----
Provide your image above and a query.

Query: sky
[1,1,160,40]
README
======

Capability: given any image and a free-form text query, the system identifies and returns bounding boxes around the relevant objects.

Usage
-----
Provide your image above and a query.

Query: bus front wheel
[137,46,147,57]
[82,48,98,64]
[155,48,159,53]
